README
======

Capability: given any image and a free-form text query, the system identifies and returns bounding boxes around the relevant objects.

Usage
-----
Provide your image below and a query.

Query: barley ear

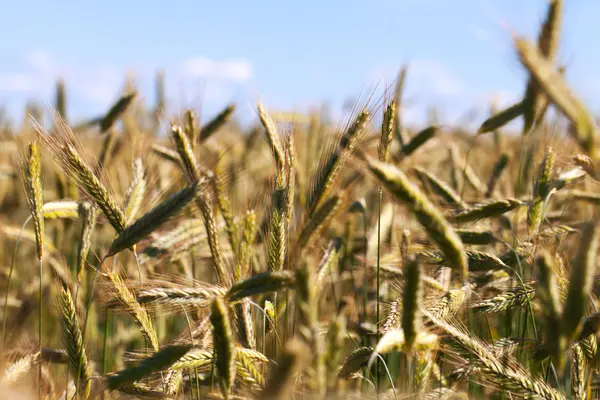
[367,157,468,284]
[402,255,423,353]
[59,286,92,399]
[200,104,236,142]
[23,141,44,260]
[535,251,566,371]
[105,344,192,390]
[562,221,600,341]
[123,158,146,223]
[99,91,136,132]
[379,101,396,163]
[107,178,203,257]
[527,147,555,236]
[210,297,236,399]
[235,209,256,281]
[77,202,98,282]
[258,103,285,168]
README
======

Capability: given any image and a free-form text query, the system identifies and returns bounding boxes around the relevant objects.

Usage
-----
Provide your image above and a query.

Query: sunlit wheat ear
[58,286,92,399]
[528,147,555,236]
[63,144,126,232]
[257,103,285,169]
[573,154,598,180]
[0,352,40,388]
[106,178,204,257]
[425,286,469,322]
[306,109,369,218]
[402,255,422,353]
[105,344,192,390]
[123,158,146,223]
[414,351,436,394]
[210,297,236,398]
[235,298,256,350]
[471,283,535,314]
[163,370,183,397]
[214,155,238,254]
[168,349,212,371]
[371,330,438,367]
[169,123,228,284]
[379,101,396,163]
[200,103,236,142]
[562,221,600,342]
[366,157,468,284]
[104,279,227,312]
[537,0,562,60]
[262,338,310,400]
[285,135,296,231]
[197,194,228,286]
[237,348,268,389]
[570,342,586,400]
[183,109,198,148]
[514,36,598,157]
[235,209,257,281]
[103,270,159,351]
[522,0,563,134]
[77,202,98,282]
[171,124,200,181]
[267,167,288,272]
[35,114,127,233]
[22,141,44,260]
[424,310,565,400]
[41,200,80,220]
[316,237,342,296]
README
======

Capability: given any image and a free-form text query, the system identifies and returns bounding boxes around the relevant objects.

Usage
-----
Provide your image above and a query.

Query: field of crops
[3,1,600,399]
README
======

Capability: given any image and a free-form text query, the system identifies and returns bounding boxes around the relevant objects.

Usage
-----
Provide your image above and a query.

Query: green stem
[102,310,110,374]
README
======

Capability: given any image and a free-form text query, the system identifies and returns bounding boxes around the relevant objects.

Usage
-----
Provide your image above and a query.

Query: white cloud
[409,60,465,96]
[0,51,254,118]
[181,57,253,81]
[27,51,58,76]
[0,73,39,93]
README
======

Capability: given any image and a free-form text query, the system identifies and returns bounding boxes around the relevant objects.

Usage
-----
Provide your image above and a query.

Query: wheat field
[3,1,600,399]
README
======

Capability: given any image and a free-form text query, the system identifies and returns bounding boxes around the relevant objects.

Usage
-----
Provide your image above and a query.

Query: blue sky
[1,0,599,129]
